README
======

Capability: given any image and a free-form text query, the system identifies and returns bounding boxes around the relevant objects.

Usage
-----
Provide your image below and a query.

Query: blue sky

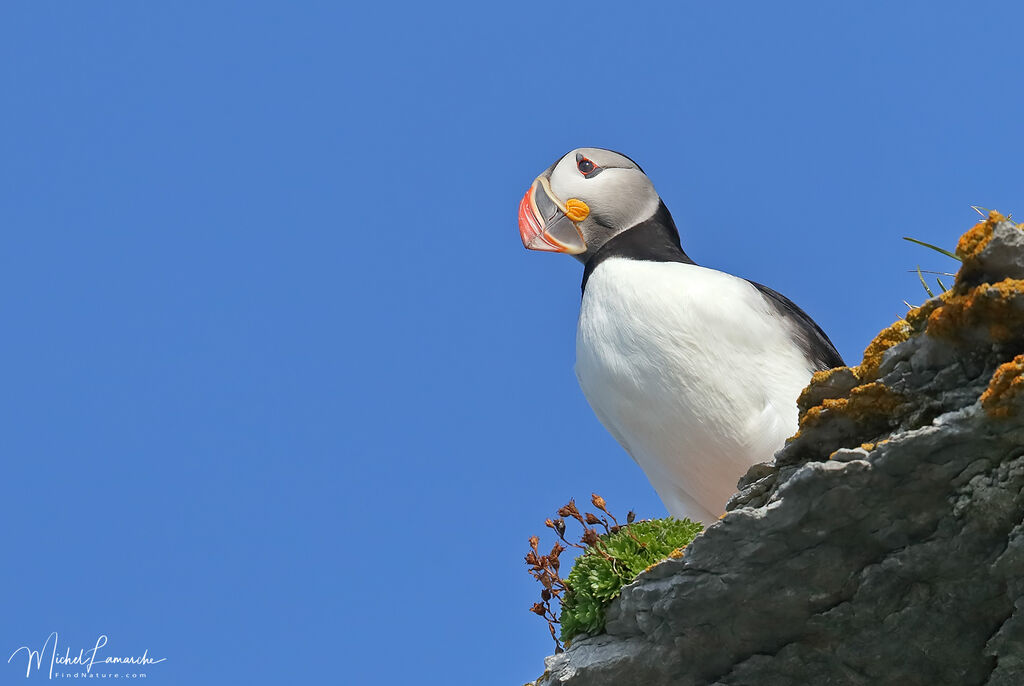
[2,2,1022,684]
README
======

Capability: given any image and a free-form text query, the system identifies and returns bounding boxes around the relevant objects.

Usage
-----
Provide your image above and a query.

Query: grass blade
[917,265,934,297]
[903,236,961,262]
[905,269,957,276]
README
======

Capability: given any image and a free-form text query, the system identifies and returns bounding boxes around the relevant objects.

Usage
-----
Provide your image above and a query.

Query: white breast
[575,257,816,525]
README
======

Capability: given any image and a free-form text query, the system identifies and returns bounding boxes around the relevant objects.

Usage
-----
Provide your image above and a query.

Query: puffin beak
[518,177,587,255]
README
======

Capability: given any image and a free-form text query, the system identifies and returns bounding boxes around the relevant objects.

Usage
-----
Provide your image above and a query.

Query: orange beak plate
[518,180,587,255]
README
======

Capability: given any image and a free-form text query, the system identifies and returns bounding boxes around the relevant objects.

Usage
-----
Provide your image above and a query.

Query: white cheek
[551,166,659,229]
[548,159,589,201]
[595,177,659,228]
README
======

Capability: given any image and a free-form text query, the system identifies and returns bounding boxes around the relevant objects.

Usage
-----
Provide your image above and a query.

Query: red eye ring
[574,152,604,178]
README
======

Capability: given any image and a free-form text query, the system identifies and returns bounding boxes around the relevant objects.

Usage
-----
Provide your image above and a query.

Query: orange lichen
[980,354,1024,418]
[860,442,876,452]
[905,298,946,330]
[847,382,906,416]
[799,382,905,430]
[810,367,847,385]
[925,278,1024,341]
[797,366,857,410]
[955,211,1003,261]
[668,548,686,558]
[856,320,912,381]
[792,215,1023,435]
[799,404,827,429]
[822,397,847,410]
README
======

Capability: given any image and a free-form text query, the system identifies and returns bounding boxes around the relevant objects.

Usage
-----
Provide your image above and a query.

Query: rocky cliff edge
[531,213,1024,686]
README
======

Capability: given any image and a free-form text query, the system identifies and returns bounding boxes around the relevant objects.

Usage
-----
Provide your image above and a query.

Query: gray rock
[528,216,1024,686]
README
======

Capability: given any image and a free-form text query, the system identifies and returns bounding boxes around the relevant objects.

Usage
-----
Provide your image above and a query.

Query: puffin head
[518,147,660,263]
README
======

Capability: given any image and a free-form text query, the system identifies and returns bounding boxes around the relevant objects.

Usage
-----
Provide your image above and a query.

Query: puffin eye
[574,152,605,179]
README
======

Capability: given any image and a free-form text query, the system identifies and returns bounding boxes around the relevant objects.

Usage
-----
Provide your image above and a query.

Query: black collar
[581,201,696,293]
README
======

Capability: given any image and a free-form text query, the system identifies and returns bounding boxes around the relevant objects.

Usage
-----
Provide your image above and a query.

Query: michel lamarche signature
[8,632,166,678]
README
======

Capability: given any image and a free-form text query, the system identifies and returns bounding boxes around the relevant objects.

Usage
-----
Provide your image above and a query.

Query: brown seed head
[557,499,581,518]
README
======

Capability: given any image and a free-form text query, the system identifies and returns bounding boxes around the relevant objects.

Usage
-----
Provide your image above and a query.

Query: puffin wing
[747,281,845,371]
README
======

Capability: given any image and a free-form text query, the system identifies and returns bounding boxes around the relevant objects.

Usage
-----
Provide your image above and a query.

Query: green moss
[559,518,702,641]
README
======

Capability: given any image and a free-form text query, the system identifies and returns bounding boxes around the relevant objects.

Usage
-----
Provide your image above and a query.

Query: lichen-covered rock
[529,214,1024,686]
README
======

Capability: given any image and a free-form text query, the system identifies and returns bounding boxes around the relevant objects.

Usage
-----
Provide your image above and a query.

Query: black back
[746,281,845,371]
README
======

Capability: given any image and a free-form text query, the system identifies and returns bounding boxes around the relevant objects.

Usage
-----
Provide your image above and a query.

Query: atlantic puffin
[519,147,844,525]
